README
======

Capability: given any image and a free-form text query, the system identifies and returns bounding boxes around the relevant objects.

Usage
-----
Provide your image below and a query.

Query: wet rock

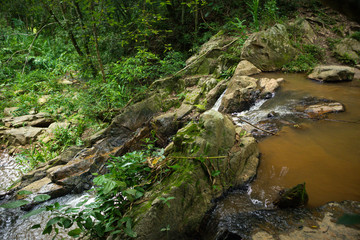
[130,110,259,240]
[252,201,360,240]
[218,76,258,113]
[274,183,309,209]
[304,102,344,116]
[334,38,360,63]
[308,65,355,82]
[206,80,228,109]
[216,230,242,240]
[267,111,279,118]
[241,24,297,71]
[233,60,261,76]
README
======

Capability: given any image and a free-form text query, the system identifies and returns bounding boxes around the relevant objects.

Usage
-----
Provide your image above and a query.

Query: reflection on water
[248,73,360,207]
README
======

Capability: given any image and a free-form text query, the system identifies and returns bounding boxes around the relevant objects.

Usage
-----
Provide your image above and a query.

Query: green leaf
[211,170,221,177]
[34,194,51,202]
[0,200,29,209]
[31,224,41,229]
[124,228,137,237]
[46,217,62,228]
[68,228,82,237]
[42,225,52,235]
[17,190,33,196]
[61,218,73,229]
[103,180,117,194]
[22,207,46,218]
[84,217,93,229]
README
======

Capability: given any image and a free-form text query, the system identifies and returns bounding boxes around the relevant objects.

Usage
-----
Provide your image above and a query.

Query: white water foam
[212,89,227,111]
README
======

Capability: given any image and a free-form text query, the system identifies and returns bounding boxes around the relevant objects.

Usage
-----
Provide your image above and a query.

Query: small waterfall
[212,89,227,111]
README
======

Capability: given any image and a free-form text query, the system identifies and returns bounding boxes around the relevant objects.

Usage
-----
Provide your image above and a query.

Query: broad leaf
[31,224,41,229]
[17,190,33,196]
[0,200,29,209]
[34,194,51,202]
[68,228,82,237]
[22,207,46,218]
[103,180,117,194]
[42,225,52,235]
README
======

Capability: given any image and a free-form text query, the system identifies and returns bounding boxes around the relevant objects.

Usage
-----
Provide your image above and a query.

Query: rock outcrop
[129,110,259,240]
[308,65,355,82]
[334,38,360,63]
[241,24,297,71]
[184,33,240,76]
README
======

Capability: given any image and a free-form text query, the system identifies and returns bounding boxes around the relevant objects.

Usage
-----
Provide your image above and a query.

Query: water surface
[249,73,360,207]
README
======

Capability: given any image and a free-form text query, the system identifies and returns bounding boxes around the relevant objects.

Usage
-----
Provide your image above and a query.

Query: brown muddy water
[249,73,360,208]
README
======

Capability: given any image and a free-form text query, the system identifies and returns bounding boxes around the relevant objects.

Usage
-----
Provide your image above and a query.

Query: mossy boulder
[241,24,297,71]
[334,38,360,64]
[184,33,240,76]
[128,110,259,239]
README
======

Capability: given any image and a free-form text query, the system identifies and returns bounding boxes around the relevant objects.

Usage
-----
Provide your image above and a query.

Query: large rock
[334,38,360,63]
[308,65,355,82]
[218,76,258,113]
[184,33,240,76]
[129,110,259,239]
[2,127,45,145]
[258,77,284,98]
[287,18,317,43]
[233,60,261,76]
[304,102,344,117]
[241,24,297,71]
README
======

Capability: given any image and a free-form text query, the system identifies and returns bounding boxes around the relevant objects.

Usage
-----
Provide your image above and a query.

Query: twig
[237,117,277,136]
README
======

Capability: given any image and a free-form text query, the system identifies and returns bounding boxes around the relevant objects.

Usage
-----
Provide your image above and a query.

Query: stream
[247,73,360,208]
[1,73,360,239]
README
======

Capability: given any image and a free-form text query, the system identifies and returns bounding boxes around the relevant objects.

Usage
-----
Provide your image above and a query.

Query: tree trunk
[90,1,106,82]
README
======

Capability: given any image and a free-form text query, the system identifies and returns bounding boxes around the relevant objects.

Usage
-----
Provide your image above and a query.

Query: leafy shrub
[350,31,360,41]
[283,44,324,72]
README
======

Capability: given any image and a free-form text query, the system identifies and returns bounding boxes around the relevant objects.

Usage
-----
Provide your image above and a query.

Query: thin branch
[237,117,277,135]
